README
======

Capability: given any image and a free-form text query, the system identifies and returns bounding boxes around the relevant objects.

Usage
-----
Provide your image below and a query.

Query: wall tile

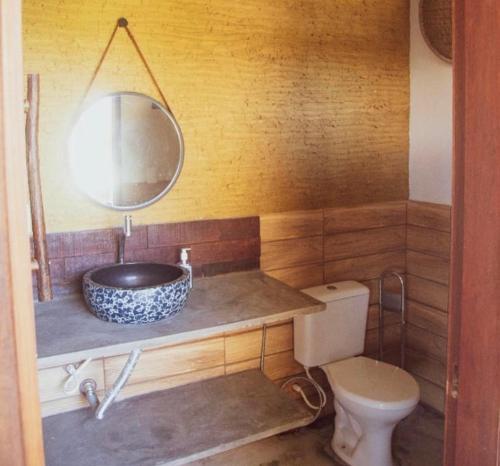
[407,250,449,285]
[407,201,451,232]
[324,201,406,234]
[148,217,259,247]
[407,225,450,259]
[324,225,406,261]
[39,217,260,297]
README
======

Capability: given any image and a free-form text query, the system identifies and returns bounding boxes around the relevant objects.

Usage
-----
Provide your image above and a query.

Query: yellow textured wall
[23,0,409,233]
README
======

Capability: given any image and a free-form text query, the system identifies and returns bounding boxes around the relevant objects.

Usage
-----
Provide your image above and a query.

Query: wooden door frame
[0,1,45,465]
[445,0,500,465]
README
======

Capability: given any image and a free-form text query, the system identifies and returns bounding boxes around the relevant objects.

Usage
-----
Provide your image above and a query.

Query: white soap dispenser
[178,247,192,289]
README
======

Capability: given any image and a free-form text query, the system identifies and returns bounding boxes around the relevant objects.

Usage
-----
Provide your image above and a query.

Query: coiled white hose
[281,367,327,422]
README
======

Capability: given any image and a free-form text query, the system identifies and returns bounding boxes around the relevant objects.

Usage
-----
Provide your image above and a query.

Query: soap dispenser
[178,247,192,289]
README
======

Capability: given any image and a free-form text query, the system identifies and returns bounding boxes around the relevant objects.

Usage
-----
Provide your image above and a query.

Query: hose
[281,367,327,422]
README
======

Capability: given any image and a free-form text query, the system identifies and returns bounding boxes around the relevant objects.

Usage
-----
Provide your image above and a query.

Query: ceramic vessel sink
[83,262,191,324]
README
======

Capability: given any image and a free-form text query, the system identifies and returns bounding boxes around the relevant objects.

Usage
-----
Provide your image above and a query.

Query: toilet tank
[294,281,370,368]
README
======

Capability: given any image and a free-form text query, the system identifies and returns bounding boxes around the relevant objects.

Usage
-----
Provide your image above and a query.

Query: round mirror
[69,92,184,210]
[420,0,452,62]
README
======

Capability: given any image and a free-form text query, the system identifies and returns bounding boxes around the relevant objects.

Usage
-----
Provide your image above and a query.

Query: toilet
[294,281,419,466]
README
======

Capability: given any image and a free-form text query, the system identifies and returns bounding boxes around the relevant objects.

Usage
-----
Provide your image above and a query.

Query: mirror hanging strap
[81,17,172,113]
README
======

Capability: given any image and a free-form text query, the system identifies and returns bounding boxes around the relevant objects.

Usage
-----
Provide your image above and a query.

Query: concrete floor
[191,405,444,466]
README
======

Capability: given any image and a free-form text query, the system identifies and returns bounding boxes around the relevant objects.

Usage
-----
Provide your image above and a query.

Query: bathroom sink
[83,262,191,324]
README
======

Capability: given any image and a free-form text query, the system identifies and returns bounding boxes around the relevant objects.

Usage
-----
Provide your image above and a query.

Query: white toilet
[295,281,419,466]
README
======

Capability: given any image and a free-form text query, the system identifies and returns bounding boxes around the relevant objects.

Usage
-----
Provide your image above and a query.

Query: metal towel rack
[378,271,406,369]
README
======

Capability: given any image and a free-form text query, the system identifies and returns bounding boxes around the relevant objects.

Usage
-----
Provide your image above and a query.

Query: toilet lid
[322,356,420,410]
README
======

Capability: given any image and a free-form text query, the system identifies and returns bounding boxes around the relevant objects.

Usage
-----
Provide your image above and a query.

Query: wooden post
[26,74,52,301]
[0,1,45,464]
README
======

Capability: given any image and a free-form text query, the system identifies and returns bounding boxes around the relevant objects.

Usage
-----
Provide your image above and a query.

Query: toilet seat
[322,356,420,411]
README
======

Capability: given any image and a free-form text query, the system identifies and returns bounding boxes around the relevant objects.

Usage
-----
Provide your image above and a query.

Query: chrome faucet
[118,215,132,264]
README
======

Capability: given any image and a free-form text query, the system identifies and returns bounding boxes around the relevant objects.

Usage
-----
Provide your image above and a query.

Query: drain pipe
[80,348,142,419]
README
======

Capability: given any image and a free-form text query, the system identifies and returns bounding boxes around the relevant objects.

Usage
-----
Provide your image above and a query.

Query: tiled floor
[191,405,444,466]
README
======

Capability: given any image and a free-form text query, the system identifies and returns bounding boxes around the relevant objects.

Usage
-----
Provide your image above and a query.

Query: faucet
[80,348,141,419]
[118,215,132,264]
[178,247,193,288]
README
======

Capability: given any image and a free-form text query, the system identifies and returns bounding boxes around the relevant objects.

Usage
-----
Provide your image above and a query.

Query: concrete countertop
[35,271,324,368]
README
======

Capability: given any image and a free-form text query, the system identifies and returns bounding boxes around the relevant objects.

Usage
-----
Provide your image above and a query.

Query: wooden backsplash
[34,216,260,296]
[23,0,409,232]
[261,201,408,363]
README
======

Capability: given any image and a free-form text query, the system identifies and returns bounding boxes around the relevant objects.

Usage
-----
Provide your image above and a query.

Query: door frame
[0,1,45,465]
[444,1,500,465]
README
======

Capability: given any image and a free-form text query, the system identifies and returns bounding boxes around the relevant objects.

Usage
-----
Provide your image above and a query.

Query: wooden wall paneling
[362,276,406,305]
[265,322,294,355]
[414,374,445,412]
[38,360,104,403]
[264,263,324,290]
[225,359,261,376]
[406,324,447,363]
[325,251,405,283]
[324,202,406,234]
[406,348,446,388]
[104,338,225,387]
[407,274,449,311]
[407,201,451,232]
[260,210,323,242]
[260,208,325,290]
[0,0,45,463]
[406,250,449,285]
[407,225,451,259]
[366,304,400,330]
[263,351,303,381]
[404,200,451,415]
[365,324,401,355]
[324,225,406,261]
[225,329,263,365]
[260,236,323,271]
[118,366,226,401]
[406,300,448,338]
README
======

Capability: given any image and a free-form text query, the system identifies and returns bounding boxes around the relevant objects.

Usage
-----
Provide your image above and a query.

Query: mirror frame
[419,0,453,63]
[69,91,185,211]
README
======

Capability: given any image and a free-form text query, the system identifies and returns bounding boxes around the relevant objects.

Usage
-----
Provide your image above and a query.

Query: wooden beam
[26,74,52,301]
[0,1,45,465]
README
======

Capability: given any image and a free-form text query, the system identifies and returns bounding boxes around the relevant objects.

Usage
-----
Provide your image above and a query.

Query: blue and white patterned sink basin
[83,262,190,324]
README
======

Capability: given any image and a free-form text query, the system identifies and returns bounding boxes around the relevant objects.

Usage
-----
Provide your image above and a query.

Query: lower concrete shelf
[43,370,314,466]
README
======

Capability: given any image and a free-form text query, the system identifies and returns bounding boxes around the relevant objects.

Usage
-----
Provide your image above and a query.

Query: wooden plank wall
[406,201,451,412]
[261,201,407,362]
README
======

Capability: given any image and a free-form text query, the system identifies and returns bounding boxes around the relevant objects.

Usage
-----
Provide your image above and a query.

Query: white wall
[409,0,452,205]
